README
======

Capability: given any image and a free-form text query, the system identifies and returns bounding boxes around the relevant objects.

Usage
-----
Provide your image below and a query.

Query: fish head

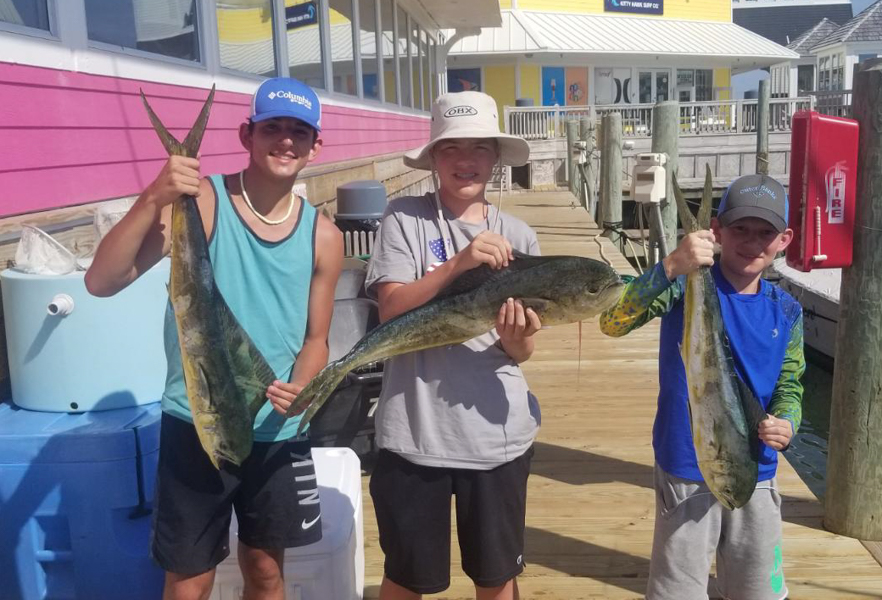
[704,462,756,510]
[551,257,626,320]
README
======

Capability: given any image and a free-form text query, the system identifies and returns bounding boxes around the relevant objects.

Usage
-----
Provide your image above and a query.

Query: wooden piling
[650,101,679,261]
[600,112,623,252]
[757,79,770,175]
[580,114,597,216]
[566,120,579,197]
[824,59,882,541]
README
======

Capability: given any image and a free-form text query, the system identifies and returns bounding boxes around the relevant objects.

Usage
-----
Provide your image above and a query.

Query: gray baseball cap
[718,174,788,233]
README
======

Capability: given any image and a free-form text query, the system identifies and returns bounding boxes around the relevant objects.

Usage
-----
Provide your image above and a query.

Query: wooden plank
[360,189,882,599]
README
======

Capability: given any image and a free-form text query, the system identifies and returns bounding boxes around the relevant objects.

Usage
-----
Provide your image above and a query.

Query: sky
[732,0,877,98]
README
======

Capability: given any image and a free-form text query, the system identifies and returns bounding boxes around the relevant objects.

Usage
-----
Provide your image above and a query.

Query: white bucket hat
[404,91,530,170]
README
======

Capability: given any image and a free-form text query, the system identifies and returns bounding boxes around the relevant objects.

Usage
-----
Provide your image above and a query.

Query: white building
[771,0,882,98]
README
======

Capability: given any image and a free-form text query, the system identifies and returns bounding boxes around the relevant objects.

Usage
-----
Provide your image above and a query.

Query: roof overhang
[417,0,502,29]
[447,10,800,69]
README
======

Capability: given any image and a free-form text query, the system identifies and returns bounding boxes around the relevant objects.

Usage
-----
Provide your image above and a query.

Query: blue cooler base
[0,401,163,600]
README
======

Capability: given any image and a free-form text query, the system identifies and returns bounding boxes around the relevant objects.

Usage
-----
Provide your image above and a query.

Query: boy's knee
[238,545,284,590]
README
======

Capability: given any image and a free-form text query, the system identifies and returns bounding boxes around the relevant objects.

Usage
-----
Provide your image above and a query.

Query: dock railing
[504,97,815,139]
[809,90,852,118]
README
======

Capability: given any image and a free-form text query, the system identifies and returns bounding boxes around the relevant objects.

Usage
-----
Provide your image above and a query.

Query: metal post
[650,101,679,262]
[824,59,882,541]
[757,79,770,175]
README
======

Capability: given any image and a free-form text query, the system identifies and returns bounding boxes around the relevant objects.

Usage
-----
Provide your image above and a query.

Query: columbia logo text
[444,105,478,117]
[268,90,313,110]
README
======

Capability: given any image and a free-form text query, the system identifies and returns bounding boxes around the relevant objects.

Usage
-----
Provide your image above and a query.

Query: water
[783,348,834,500]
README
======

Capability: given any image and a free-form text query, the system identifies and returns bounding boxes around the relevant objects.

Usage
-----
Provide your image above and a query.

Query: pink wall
[0,63,430,217]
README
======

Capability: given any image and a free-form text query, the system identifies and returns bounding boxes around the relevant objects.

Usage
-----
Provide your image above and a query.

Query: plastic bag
[13,225,79,275]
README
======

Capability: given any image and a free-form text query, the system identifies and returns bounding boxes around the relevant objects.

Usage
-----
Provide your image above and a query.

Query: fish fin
[697,164,714,230]
[216,293,277,420]
[140,85,215,159]
[435,253,554,300]
[195,361,215,408]
[182,85,216,158]
[435,263,505,299]
[736,377,768,433]
[736,376,769,461]
[520,297,551,314]
[671,172,699,235]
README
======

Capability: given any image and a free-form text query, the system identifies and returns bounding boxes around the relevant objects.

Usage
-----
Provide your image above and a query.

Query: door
[638,69,671,104]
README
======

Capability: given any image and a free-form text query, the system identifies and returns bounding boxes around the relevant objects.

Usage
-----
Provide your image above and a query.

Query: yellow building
[445,0,797,122]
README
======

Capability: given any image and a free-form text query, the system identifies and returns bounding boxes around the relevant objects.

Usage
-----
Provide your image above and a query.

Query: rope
[594,219,644,274]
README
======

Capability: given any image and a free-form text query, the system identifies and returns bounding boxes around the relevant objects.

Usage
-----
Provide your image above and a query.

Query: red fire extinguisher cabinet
[787,110,859,272]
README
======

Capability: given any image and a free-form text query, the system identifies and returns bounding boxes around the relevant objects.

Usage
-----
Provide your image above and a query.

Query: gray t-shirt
[365,193,541,470]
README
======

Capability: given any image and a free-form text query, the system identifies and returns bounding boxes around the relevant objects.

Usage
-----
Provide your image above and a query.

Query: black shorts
[369,447,533,594]
[150,413,322,575]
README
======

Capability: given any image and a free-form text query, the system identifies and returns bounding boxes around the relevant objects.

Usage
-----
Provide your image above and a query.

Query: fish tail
[672,172,699,235]
[697,164,714,230]
[140,85,215,159]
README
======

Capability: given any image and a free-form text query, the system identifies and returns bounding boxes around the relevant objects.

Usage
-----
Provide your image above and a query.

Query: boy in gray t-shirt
[365,91,540,599]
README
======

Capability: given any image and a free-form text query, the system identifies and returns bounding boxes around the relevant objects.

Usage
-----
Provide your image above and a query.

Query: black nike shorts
[150,413,322,575]
[369,447,533,594]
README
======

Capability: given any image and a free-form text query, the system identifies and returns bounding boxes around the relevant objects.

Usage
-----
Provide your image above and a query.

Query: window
[216,0,275,76]
[329,0,356,96]
[1,0,51,31]
[696,69,713,101]
[397,5,411,107]
[358,0,379,100]
[84,0,200,62]
[420,29,430,109]
[818,56,829,91]
[411,24,423,110]
[380,0,396,104]
[427,37,437,102]
[797,64,814,94]
[287,0,325,90]
[834,53,845,91]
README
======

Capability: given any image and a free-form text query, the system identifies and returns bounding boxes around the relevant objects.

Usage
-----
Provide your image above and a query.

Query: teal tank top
[161,174,317,441]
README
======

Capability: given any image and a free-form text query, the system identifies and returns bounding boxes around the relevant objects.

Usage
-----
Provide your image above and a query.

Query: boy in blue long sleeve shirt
[600,174,804,600]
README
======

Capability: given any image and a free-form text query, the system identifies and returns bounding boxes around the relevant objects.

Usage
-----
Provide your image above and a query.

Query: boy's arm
[267,215,344,416]
[598,261,683,336]
[599,230,715,337]
[376,229,514,322]
[85,156,203,297]
[767,312,806,437]
[495,231,542,363]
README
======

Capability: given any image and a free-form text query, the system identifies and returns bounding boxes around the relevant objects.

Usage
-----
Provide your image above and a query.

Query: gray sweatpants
[646,464,787,600]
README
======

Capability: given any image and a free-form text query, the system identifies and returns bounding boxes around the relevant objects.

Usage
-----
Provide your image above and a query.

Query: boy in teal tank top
[86,77,343,600]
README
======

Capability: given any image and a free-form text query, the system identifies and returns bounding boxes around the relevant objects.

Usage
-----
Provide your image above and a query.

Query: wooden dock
[360,190,882,599]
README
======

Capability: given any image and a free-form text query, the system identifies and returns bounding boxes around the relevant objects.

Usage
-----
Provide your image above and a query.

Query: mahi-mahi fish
[287,251,625,433]
[671,166,770,509]
[141,87,276,468]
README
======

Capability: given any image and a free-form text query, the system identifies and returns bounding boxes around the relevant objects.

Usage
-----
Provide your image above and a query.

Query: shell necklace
[239,170,295,226]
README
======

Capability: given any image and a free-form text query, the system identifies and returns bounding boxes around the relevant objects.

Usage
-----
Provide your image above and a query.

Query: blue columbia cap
[718,174,788,233]
[250,77,322,132]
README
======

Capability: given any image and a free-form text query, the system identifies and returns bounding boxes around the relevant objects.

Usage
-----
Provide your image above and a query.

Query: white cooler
[210,447,364,600]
